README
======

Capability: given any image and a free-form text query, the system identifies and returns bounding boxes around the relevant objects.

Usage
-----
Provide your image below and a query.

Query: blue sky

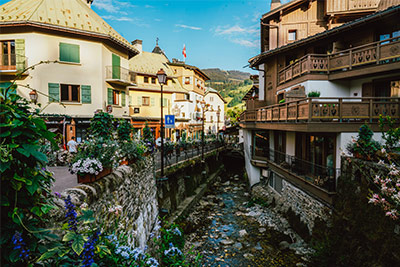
[1,0,293,71]
[91,0,273,72]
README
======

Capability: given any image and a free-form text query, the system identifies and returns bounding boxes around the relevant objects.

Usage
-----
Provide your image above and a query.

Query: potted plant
[308,91,321,97]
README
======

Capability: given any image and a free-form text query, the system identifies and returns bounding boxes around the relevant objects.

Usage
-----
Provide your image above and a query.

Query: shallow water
[181,174,307,267]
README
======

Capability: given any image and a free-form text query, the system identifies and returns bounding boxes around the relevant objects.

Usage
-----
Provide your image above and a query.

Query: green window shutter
[108,88,113,105]
[112,54,121,79]
[129,95,133,105]
[15,39,25,71]
[151,97,155,106]
[162,98,167,107]
[121,91,126,106]
[60,43,80,63]
[81,85,91,104]
[137,96,142,106]
[48,83,60,102]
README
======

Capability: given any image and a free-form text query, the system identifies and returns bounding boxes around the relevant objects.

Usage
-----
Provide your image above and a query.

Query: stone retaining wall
[252,179,331,238]
[51,158,158,249]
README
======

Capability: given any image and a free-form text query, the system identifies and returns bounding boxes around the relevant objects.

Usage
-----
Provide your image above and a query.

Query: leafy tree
[89,111,114,139]
[117,119,132,141]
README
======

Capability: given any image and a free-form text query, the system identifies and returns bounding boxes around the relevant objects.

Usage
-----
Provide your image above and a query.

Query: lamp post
[200,100,206,161]
[157,68,167,179]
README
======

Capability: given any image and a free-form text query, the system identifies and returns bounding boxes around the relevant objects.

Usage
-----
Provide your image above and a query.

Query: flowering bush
[71,158,103,176]
[119,140,144,163]
[368,150,400,220]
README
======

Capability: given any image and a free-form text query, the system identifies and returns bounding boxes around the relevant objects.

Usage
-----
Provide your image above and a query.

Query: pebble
[239,229,248,237]
[259,227,266,233]
[233,242,243,250]
[221,239,234,245]
[243,253,253,259]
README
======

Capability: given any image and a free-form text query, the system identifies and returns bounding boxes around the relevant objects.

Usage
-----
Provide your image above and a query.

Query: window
[1,40,15,68]
[151,77,156,84]
[185,77,190,84]
[253,131,270,158]
[210,115,213,122]
[113,90,120,105]
[59,43,80,63]
[182,112,185,117]
[210,96,214,102]
[288,30,297,41]
[60,84,80,102]
[269,172,283,194]
[142,96,150,106]
[144,76,149,83]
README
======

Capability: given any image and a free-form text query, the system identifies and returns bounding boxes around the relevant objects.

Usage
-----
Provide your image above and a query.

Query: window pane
[61,84,69,101]
[72,85,79,101]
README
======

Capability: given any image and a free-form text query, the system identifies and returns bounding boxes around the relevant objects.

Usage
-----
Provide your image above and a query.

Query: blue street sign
[165,115,175,128]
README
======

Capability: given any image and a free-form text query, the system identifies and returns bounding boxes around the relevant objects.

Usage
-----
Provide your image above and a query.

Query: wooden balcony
[106,66,136,86]
[240,97,400,130]
[278,37,400,85]
[0,53,27,75]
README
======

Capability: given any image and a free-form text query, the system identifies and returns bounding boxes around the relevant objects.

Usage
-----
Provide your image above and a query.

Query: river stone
[279,241,290,250]
[233,242,243,250]
[255,242,262,250]
[259,227,266,233]
[244,253,253,259]
[221,239,234,245]
[239,229,248,237]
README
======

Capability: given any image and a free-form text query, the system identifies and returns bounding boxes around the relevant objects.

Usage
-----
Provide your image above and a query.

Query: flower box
[77,167,112,184]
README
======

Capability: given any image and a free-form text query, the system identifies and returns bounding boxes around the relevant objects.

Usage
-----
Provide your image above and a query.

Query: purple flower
[81,231,100,267]
[64,195,78,232]
[54,192,61,198]
[12,231,30,260]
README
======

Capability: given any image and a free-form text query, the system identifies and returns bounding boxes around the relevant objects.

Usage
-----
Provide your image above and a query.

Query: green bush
[308,91,321,97]
[117,119,132,141]
[90,111,114,139]
[0,86,56,265]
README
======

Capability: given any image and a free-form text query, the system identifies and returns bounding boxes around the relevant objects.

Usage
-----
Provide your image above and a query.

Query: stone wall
[158,152,223,216]
[52,158,158,249]
[252,178,331,238]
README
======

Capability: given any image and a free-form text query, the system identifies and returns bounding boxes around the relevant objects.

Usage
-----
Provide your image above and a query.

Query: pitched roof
[169,61,210,81]
[0,0,137,55]
[129,51,187,94]
[205,87,227,103]
[250,4,400,67]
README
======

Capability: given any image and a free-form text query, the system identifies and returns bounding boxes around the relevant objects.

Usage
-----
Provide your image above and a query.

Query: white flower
[381,148,387,154]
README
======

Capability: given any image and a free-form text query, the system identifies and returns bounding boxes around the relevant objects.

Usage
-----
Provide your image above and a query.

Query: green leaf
[31,150,48,162]
[41,204,55,214]
[0,130,10,137]
[62,232,76,242]
[71,235,85,256]
[37,248,59,262]
[30,206,43,216]
[0,161,11,172]
[16,147,30,157]
[78,209,94,223]
[26,180,39,195]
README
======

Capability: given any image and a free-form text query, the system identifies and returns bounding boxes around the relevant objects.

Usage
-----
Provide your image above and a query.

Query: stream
[180,172,311,267]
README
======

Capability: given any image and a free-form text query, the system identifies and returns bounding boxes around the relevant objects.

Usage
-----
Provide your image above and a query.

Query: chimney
[271,0,281,10]
[131,39,142,53]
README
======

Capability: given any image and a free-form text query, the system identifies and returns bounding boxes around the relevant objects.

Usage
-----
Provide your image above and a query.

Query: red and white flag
[182,44,186,61]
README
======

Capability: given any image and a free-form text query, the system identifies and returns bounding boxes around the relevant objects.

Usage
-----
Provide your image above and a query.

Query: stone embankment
[50,158,158,249]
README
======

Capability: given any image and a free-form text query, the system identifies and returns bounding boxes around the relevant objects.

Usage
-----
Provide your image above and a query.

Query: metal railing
[240,97,400,123]
[0,53,27,71]
[105,66,136,84]
[254,148,339,192]
[157,140,225,169]
[278,37,400,85]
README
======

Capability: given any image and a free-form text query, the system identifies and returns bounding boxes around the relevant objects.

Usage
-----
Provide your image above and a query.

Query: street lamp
[29,89,38,104]
[157,68,167,180]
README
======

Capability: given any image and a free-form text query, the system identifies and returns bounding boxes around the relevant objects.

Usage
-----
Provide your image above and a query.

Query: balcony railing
[253,148,339,192]
[0,53,27,72]
[106,66,136,85]
[278,37,400,85]
[240,97,400,123]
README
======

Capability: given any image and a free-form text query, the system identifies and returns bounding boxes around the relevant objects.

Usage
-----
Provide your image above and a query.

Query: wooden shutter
[81,85,91,104]
[48,83,60,102]
[108,88,113,105]
[15,39,25,71]
[121,91,126,106]
[151,97,155,106]
[112,54,121,79]
[60,43,80,63]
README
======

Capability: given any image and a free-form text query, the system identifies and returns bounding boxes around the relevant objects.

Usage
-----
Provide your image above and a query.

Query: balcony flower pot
[77,167,112,184]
